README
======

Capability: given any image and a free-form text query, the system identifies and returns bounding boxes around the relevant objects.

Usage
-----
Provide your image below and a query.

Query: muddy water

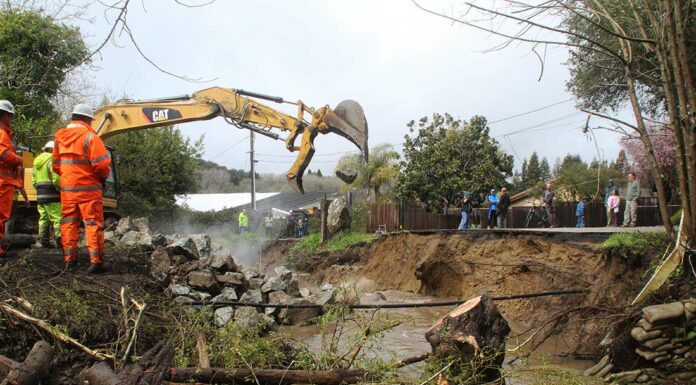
[281,290,593,383]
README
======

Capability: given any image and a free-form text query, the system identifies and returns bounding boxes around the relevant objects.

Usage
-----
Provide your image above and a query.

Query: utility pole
[250,132,256,211]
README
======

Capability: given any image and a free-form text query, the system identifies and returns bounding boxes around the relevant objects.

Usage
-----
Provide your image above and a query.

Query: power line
[496,112,583,138]
[208,134,249,160]
[488,98,574,125]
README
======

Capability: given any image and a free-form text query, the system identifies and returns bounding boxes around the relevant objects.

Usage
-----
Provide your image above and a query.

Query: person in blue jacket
[487,189,498,229]
[576,197,587,228]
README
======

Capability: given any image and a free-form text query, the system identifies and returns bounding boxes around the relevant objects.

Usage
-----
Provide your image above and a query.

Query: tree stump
[85,342,174,385]
[0,341,54,385]
[425,292,510,382]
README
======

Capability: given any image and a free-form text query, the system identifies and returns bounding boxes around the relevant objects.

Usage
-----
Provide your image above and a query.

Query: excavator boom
[93,87,368,193]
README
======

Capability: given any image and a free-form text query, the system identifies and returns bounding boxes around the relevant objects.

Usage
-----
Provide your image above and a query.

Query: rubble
[335,168,358,184]
[108,216,323,332]
[584,299,695,384]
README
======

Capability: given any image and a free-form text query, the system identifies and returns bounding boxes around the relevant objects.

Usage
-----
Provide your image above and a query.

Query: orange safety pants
[61,199,104,264]
[0,184,13,254]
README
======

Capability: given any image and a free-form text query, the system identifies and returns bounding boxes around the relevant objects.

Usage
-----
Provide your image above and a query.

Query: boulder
[286,279,301,297]
[190,291,212,302]
[211,287,238,303]
[170,284,191,297]
[274,266,292,281]
[216,272,246,287]
[151,247,173,281]
[299,288,312,299]
[151,233,168,247]
[234,307,261,329]
[642,302,685,324]
[115,217,135,235]
[208,254,238,273]
[187,270,220,294]
[214,307,235,327]
[190,234,211,258]
[173,296,195,305]
[166,237,200,260]
[327,197,351,235]
[119,231,153,249]
[248,278,265,290]
[314,291,336,307]
[261,276,287,294]
[103,231,117,244]
[243,269,261,280]
[267,291,293,316]
[631,327,663,342]
[172,255,188,266]
[132,217,150,233]
[258,313,277,331]
[320,283,334,291]
[278,298,321,325]
[335,168,358,184]
[240,289,263,304]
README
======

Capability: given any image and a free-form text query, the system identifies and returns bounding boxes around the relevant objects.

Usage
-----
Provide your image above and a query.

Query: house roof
[248,191,339,212]
[176,192,280,212]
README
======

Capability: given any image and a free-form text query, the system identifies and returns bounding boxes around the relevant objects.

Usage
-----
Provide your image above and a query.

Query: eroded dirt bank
[263,232,656,357]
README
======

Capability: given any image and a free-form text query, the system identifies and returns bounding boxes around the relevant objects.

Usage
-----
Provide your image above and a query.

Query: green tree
[553,154,623,202]
[539,157,552,182]
[106,127,203,218]
[0,8,87,150]
[335,143,399,202]
[397,114,513,211]
[524,152,542,188]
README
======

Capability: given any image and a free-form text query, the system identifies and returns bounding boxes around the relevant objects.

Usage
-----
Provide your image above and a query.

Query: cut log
[195,332,210,369]
[425,293,510,382]
[84,362,120,385]
[1,341,54,385]
[167,368,366,385]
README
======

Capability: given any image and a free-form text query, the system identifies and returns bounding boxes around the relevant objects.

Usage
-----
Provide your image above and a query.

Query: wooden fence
[367,199,680,232]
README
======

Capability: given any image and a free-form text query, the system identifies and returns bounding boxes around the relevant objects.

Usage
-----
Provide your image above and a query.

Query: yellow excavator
[14,86,368,230]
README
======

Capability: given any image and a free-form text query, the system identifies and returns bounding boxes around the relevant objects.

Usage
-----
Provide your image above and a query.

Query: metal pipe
[236,89,284,104]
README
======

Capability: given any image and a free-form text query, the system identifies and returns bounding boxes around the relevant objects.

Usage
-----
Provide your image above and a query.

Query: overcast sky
[75,0,625,176]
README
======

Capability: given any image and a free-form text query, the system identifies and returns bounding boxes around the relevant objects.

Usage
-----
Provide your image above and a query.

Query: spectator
[238,208,249,234]
[604,179,619,226]
[264,213,273,237]
[576,197,587,228]
[286,213,295,238]
[622,172,640,227]
[457,192,473,230]
[297,216,305,237]
[487,189,498,229]
[608,189,621,226]
[497,187,510,229]
[543,182,555,228]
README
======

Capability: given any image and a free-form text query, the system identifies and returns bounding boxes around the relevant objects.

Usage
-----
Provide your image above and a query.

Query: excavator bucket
[324,100,369,163]
[287,100,368,194]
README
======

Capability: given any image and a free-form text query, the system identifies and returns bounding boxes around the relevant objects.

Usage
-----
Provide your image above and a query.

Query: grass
[289,232,376,256]
[601,232,670,261]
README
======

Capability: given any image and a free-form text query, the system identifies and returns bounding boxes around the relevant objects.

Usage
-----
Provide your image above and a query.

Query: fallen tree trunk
[425,292,510,383]
[167,368,366,385]
[0,341,54,385]
[86,342,174,385]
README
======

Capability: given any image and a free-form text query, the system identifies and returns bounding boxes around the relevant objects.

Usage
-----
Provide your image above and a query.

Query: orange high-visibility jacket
[0,122,22,187]
[52,120,111,203]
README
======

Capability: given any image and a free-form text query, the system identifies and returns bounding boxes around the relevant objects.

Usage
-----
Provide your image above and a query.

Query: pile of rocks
[584,299,695,384]
[106,217,336,332]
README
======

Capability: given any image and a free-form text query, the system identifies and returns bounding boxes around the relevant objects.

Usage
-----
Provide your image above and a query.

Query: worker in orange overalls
[52,104,111,273]
[0,100,27,258]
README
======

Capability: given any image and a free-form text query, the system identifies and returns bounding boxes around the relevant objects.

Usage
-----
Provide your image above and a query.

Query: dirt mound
[265,232,656,357]
[0,248,172,384]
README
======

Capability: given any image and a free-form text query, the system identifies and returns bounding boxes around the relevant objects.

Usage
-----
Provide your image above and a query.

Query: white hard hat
[0,100,15,115]
[71,103,94,119]
[43,141,55,150]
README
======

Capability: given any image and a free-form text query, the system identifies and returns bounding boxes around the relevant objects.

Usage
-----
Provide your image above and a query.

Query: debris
[187,270,220,294]
[335,168,358,184]
[327,197,351,235]
[214,307,235,327]
[0,340,54,385]
[166,367,366,385]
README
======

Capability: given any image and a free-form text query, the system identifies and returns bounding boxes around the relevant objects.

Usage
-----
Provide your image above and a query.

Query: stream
[280,290,595,384]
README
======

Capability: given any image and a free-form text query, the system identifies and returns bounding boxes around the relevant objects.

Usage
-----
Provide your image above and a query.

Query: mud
[264,232,655,357]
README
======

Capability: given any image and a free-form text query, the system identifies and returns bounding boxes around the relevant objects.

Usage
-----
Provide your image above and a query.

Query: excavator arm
[93,86,368,193]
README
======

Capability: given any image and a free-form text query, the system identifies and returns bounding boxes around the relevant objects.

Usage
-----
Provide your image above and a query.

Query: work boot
[39,238,51,248]
[87,263,106,274]
[64,260,77,271]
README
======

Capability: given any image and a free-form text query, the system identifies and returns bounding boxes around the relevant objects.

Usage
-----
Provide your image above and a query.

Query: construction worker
[238,208,249,234]
[53,104,111,273]
[33,141,62,248]
[0,100,27,258]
